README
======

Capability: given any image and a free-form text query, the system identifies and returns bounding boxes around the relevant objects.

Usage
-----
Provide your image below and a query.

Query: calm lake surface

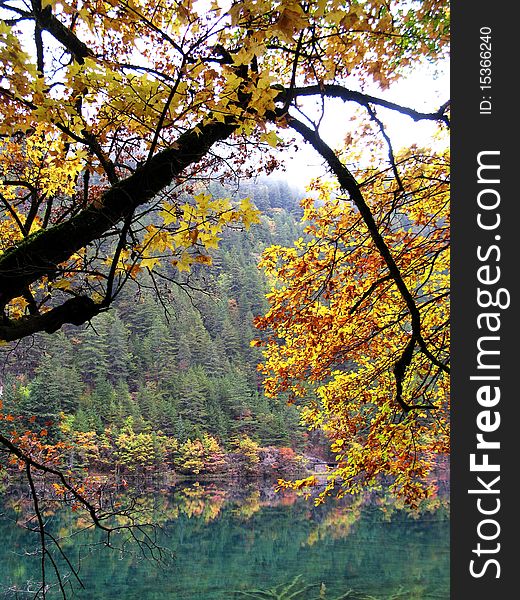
[0,481,449,599]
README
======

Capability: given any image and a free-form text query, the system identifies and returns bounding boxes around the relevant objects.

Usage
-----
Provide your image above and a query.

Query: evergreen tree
[91,376,117,426]
[218,368,256,436]
[115,380,142,422]
[0,373,29,414]
[77,317,109,385]
[220,318,241,359]
[106,311,133,384]
[24,350,82,435]
[187,312,213,367]
[142,317,178,383]
[6,178,309,452]
[177,366,209,432]
[136,381,162,426]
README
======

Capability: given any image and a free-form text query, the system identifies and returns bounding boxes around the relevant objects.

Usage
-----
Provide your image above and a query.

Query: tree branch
[280,84,450,126]
[286,115,449,410]
[33,3,93,64]
[0,296,101,341]
[0,118,237,338]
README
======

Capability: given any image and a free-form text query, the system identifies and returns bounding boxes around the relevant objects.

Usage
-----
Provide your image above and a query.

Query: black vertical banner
[452,2,517,597]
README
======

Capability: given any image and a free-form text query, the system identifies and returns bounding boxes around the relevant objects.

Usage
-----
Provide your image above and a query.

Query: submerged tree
[0,0,449,594]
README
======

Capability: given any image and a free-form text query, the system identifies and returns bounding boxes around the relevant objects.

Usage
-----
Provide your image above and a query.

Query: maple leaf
[256,148,450,502]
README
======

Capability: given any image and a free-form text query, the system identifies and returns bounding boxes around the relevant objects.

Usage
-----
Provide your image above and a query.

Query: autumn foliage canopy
[1,0,450,505]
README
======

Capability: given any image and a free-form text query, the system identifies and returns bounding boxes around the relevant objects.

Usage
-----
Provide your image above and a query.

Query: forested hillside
[1,178,312,474]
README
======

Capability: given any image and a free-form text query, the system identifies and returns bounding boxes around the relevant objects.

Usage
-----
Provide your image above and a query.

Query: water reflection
[0,480,449,599]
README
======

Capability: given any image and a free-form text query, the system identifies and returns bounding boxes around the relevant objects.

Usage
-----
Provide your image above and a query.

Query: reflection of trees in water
[0,481,449,599]
[1,479,449,535]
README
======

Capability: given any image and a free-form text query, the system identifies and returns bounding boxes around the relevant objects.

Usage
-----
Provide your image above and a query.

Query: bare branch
[280,84,450,126]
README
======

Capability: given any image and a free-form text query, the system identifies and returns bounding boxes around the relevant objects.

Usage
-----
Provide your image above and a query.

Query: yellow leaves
[232,46,257,67]
[159,203,178,226]
[197,231,221,250]
[274,1,308,42]
[0,209,24,250]
[0,0,448,155]
[139,256,162,270]
[4,297,29,320]
[193,192,212,215]
[330,438,344,453]
[254,147,450,503]
[77,6,97,31]
[171,253,193,273]
[112,192,259,277]
[142,225,172,254]
[260,131,281,148]
[276,475,318,492]
[238,197,261,230]
[0,124,87,200]
[50,279,73,291]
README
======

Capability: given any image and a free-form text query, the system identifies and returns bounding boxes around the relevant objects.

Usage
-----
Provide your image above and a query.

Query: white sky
[279,59,450,186]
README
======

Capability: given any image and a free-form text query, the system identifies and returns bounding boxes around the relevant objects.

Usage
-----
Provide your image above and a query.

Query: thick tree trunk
[0,119,236,339]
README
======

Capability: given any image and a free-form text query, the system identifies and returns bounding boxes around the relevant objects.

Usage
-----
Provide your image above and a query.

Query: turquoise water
[0,482,449,599]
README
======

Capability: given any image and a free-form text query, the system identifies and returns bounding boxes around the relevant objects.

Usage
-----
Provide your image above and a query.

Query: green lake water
[0,481,449,599]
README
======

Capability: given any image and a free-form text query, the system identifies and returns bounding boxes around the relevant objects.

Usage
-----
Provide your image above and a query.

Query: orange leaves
[194,254,212,266]
[52,482,65,496]
[273,2,308,43]
[255,148,450,503]
[0,0,449,349]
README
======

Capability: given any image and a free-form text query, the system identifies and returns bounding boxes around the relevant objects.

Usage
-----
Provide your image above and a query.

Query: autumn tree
[0,0,449,342]
[255,145,450,505]
[0,0,449,592]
